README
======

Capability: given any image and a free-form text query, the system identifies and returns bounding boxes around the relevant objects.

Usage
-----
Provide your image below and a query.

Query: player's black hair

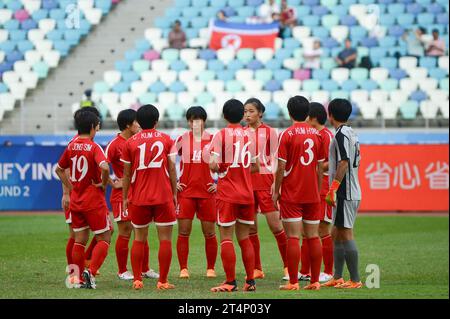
[432,28,439,34]
[418,26,427,34]
[73,107,101,131]
[76,110,100,135]
[186,106,207,122]
[287,95,310,122]
[309,102,328,125]
[117,109,137,131]
[328,98,353,123]
[137,104,159,129]
[244,98,266,114]
[223,99,244,124]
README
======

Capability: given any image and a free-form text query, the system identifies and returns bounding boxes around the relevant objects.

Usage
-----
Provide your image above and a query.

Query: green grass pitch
[0,214,448,299]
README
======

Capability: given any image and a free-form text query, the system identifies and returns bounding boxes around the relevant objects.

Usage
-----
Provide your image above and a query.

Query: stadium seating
[0,0,121,120]
[1,0,449,124]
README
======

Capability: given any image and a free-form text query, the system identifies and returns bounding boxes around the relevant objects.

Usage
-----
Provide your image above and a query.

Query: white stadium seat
[406,67,428,79]
[243,80,264,93]
[151,59,169,74]
[419,78,438,92]
[187,59,207,73]
[178,70,197,83]
[358,101,378,120]
[0,93,16,111]
[185,80,206,95]
[399,56,418,70]
[331,68,350,84]
[130,81,148,96]
[370,90,389,104]
[120,92,138,107]
[78,0,95,11]
[28,29,46,44]
[0,29,8,43]
[21,71,39,90]
[38,19,56,34]
[14,61,31,75]
[9,82,28,100]
[399,78,419,93]
[273,91,290,107]
[438,56,449,72]
[206,80,225,93]
[292,26,311,40]
[255,48,274,64]
[144,28,163,42]
[420,100,440,119]
[428,90,449,103]
[0,52,5,64]
[23,0,42,14]
[283,79,302,92]
[103,70,122,87]
[311,91,330,104]
[370,67,389,83]
[177,92,195,105]
[35,40,53,54]
[84,8,103,25]
[389,90,409,106]
[180,49,198,62]
[141,71,158,85]
[159,70,177,86]
[351,90,370,105]
[235,70,254,82]
[2,71,20,87]
[283,58,301,71]
[217,48,236,65]
[0,9,13,25]
[43,50,60,68]
[24,50,42,65]
[101,92,119,106]
[380,103,399,120]
[349,4,367,19]
[189,38,208,49]
[331,26,349,42]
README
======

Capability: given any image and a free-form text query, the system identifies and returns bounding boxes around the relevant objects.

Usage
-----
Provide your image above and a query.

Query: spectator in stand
[426,29,446,57]
[169,20,187,50]
[279,0,296,38]
[303,40,323,70]
[258,0,280,23]
[336,38,357,69]
[217,10,228,22]
[402,27,430,58]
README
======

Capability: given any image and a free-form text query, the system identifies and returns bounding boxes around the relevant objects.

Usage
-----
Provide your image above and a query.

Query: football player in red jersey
[56,111,111,289]
[273,96,326,291]
[175,106,218,279]
[106,109,160,281]
[209,99,260,293]
[243,98,288,280]
[121,105,178,291]
[299,102,335,283]
[62,107,105,277]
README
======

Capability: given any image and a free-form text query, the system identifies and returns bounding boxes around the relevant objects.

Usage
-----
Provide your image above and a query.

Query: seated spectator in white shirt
[258,0,280,23]
[426,29,446,57]
[303,40,323,70]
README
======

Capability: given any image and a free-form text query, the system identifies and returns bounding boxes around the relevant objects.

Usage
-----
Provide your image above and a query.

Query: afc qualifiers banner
[0,144,448,212]
[0,145,111,211]
[359,145,449,211]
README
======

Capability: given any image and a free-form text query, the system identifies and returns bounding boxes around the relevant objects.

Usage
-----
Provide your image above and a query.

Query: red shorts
[128,201,177,228]
[216,200,255,226]
[71,206,111,234]
[112,201,130,222]
[320,197,333,223]
[254,190,277,214]
[279,201,321,224]
[177,197,216,222]
[65,209,72,224]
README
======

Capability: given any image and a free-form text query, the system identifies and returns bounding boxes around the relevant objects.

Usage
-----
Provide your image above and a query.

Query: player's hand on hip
[177,183,187,192]
[113,179,123,189]
[207,183,217,193]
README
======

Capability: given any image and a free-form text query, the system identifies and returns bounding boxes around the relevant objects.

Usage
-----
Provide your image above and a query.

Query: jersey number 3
[300,138,314,166]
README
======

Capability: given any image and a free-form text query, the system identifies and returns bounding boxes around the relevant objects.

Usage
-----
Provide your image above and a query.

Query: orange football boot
[335,280,363,289]
[279,283,300,290]
[322,277,345,287]
[303,282,321,290]
[157,282,175,290]
[253,269,265,279]
[133,280,144,290]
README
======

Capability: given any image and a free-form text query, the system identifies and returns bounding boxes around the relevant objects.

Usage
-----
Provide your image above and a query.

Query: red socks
[238,238,255,281]
[177,234,190,270]
[300,237,310,275]
[131,240,145,281]
[321,234,334,275]
[220,240,236,283]
[66,237,75,266]
[307,237,323,284]
[142,240,150,273]
[72,243,85,277]
[85,237,97,261]
[89,240,109,276]
[115,235,129,274]
[205,234,218,270]
[249,233,262,271]
[158,240,172,284]
[287,237,300,284]
[274,230,288,268]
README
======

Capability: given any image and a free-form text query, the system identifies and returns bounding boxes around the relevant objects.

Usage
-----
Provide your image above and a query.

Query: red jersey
[175,131,215,199]
[105,134,127,203]
[277,122,325,204]
[57,136,108,212]
[246,123,278,191]
[211,124,256,205]
[121,129,176,206]
[319,127,334,197]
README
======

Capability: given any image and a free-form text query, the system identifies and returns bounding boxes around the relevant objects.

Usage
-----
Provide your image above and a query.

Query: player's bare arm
[61,168,71,211]
[168,154,178,206]
[334,160,349,183]
[317,161,325,192]
[55,166,73,194]
[272,159,286,211]
[122,162,131,212]
[209,153,220,173]
[99,162,110,191]
[250,155,261,174]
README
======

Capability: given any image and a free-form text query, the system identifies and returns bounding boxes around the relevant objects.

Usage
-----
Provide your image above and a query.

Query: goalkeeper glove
[325,180,341,207]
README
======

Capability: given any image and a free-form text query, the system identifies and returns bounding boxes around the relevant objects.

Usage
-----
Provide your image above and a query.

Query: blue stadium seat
[302,16,320,27]
[274,69,292,82]
[17,41,34,54]
[115,60,132,72]
[199,49,216,61]
[149,81,166,94]
[122,71,139,84]
[247,60,264,71]
[359,80,378,91]
[0,41,17,54]
[21,19,38,31]
[312,6,329,17]
[340,15,357,26]
[406,3,423,14]
[4,20,20,30]
[31,9,49,21]
[428,68,447,80]
[169,81,186,93]
[410,90,428,103]
[264,80,282,92]
[321,80,339,91]
[42,0,58,10]
[312,27,329,39]
[125,50,142,61]
[312,69,330,81]
[265,59,282,70]
[208,60,225,72]
[419,57,437,69]
[341,80,358,91]
[217,70,235,82]
[227,60,244,71]
[264,103,280,121]
[389,68,408,80]
[295,5,311,17]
